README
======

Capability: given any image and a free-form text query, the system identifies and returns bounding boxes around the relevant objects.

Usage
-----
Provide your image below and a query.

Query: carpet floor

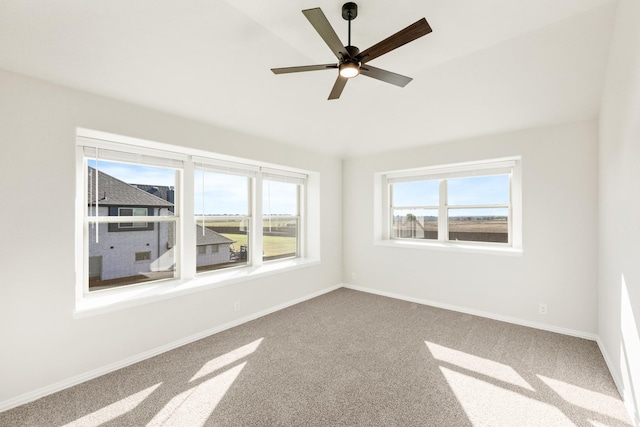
[0,288,632,426]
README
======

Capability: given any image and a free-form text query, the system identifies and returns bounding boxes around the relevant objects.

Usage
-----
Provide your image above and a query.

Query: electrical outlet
[234,301,240,312]
[538,303,548,315]
[351,272,356,281]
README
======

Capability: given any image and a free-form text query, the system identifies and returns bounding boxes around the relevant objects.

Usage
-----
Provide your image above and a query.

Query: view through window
[81,141,309,295]
[87,159,178,291]
[263,179,300,261]
[195,169,251,272]
[387,160,516,245]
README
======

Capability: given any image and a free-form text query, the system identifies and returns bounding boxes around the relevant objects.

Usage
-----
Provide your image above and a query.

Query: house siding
[88,206,174,281]
[197,244,232,266]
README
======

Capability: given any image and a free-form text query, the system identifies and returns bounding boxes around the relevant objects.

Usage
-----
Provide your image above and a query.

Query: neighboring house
[88,167,235,284]
[130,184,175,212]
[195,225,236,270]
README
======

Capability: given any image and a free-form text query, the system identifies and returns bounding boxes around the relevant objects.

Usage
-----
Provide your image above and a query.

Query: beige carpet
[0,288,632,426]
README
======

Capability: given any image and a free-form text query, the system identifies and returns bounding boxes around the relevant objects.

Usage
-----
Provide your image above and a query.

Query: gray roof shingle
[88,167,173,208]
[196,225,236,246]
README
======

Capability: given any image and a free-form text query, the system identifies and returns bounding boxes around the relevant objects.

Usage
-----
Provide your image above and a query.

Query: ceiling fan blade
[356,18,432,64]
[328,75,348,100]
[359,65,412,87]
[302,8,349,60]
[272,64,337,74]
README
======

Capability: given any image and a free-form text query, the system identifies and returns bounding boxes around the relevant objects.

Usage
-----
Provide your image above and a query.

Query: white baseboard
[342,283,598,341]
[0,284,342,413]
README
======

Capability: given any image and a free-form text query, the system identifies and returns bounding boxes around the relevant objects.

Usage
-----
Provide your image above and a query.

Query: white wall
[598,0,640,423]
[343,121,599,335]
[0,69,342,406]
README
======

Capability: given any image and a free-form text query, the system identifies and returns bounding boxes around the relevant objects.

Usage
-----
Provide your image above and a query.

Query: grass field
[397,218,508,233]
[221,233,296,258]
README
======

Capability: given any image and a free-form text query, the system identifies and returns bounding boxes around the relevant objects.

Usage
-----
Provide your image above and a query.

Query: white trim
[77,128,311,176]
[193,156,259,177]
[0,284,341,413]
[385,157,518,183]
[74,258,321,317]
[87,215,175,224]
[374,238,523,256]
[261,168,307,185]
[83,145,186,168]
[342,283,596,340]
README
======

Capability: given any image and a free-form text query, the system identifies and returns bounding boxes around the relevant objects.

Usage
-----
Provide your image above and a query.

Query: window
[84,152,179,291]
[262,172,304,261]
[135,251,151,261]
[379,157,521,251]
[77,129,313,306]
[118,207,148,229]
[194,160,254,273]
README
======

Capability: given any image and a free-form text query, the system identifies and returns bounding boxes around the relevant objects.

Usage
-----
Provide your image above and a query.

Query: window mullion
[182,160,196,280]
[388,183,394,239]
[439,179,448,242]
[252,173,263,268]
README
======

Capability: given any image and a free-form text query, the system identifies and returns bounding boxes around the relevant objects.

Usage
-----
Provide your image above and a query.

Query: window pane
[194,170,249,216]
[196,219,249,272]
[88,221,176,291]
[195,170,250,272]
[447,175,509,205]
[448,208,509,243]
[392,208,438,240]
[263,217,298,261]
[263,180,299,261]
[263,180,298,216]
[87,160,176,217]
[392,180,439,207]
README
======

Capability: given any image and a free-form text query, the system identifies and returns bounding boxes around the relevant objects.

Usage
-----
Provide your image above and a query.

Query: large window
[381,157,521,250]
[78,132,310,300]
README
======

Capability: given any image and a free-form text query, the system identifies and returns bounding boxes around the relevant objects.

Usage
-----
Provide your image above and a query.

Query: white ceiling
[0,0,617,157]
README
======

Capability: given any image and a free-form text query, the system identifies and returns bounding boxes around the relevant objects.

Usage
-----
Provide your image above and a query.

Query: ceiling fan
[271,2,432,100]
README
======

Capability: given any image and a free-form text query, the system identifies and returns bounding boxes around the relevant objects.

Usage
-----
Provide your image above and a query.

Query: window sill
[74,257,321,318]
[374,239,523,256]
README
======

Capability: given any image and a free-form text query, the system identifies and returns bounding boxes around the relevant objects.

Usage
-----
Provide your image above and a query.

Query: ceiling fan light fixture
[339,61,359,78]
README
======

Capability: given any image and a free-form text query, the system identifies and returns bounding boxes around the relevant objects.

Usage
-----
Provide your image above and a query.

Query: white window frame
[262,170,306,262]
[375,157,522,255]
[75,128,318,317]
[193,158,256,270]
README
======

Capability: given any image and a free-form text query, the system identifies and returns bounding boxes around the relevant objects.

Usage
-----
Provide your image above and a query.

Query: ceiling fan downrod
[342,2,358,48]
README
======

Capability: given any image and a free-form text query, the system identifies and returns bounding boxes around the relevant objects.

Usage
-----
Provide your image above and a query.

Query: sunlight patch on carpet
[538,374,631,424]
[148,362,246,426]
[425,341,534,391]
[61,383,162,427]
[190,338,263,382]
[439,367,571,426]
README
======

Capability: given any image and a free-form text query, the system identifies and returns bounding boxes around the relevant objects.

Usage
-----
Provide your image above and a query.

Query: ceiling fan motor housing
[345,45,360,57]
[342,2,358,20]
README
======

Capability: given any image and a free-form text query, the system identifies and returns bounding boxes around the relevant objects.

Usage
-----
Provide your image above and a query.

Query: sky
[89,160,298,216]
[393,174,510,217]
